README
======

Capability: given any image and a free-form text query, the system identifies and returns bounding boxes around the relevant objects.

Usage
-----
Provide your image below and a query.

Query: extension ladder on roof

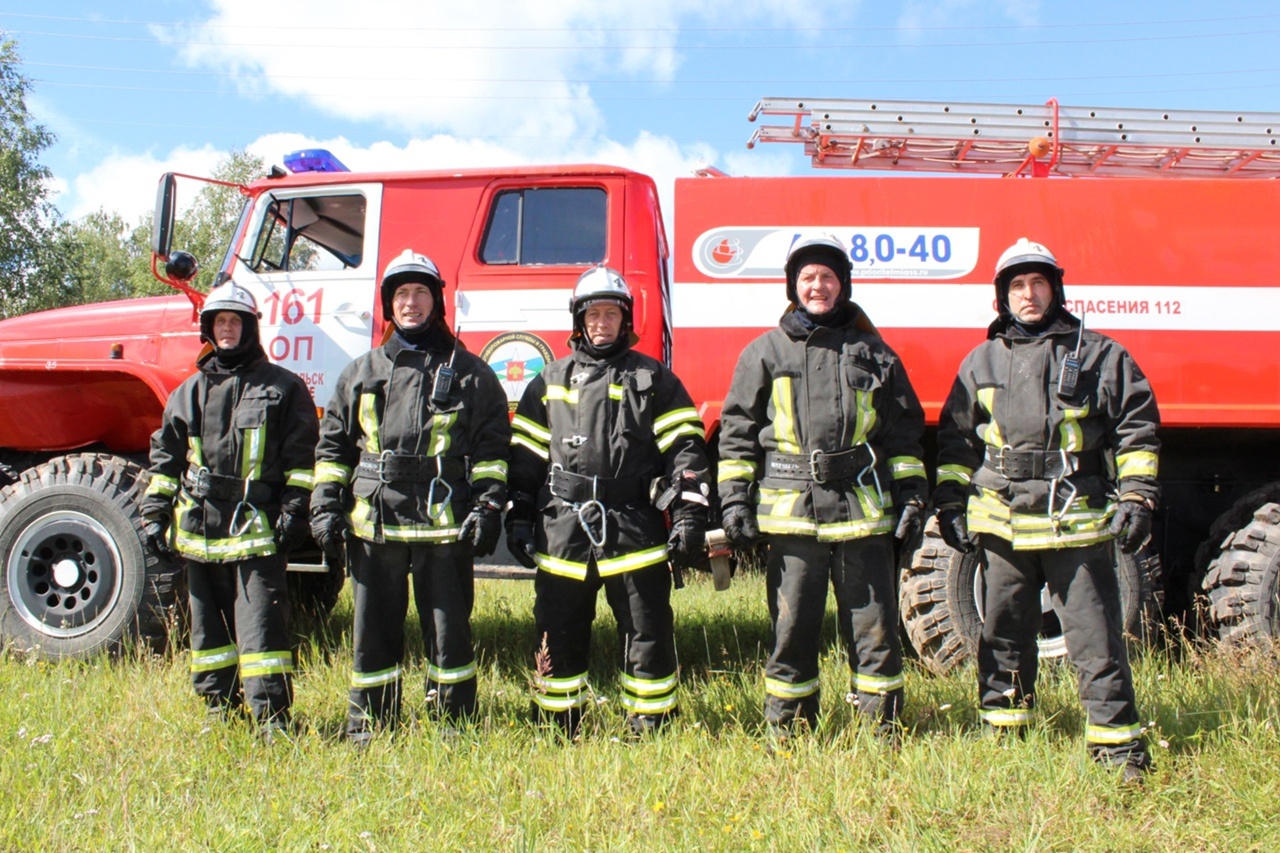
[747,97,1280,178]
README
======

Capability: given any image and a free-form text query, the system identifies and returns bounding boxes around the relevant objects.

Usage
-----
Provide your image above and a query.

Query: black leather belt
[548,468,647,504]
[355,452,466,484]
[183,466,277,503]
[765,445,875,484]
[983,447,1103,480]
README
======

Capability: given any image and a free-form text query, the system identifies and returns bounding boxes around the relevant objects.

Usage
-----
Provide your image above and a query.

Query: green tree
[0,36,63,318]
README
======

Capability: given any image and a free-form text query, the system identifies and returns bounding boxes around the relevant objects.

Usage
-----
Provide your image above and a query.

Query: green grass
[3,572,1280,850]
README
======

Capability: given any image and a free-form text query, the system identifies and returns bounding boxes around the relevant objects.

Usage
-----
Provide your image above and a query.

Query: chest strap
[765,445,875,484]
[983,447,1103,481]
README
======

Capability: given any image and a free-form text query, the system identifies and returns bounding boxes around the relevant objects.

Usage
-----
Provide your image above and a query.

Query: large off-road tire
[1201,501,1280,643]
[900,517,1163,676]
[0,454,182,658]
[1191,483,1280,621]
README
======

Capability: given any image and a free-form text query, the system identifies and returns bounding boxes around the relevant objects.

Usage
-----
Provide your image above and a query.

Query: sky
[6,1,1280,225]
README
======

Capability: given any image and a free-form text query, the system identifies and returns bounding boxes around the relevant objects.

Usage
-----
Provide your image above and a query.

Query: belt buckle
[809,450,827,485]
[994,445,1013,478]
[191,466,212,496]
[377,449,395,484]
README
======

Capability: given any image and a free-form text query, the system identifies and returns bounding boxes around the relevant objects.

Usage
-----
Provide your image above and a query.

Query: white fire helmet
[199,280,260,347]
[380,249,444,322]
[784,234,852,304]
[569,265,632,316]
[993,237,1065,310]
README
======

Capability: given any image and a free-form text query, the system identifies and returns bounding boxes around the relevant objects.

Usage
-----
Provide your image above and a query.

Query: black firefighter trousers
[188,553,292,725]
[346,538,476,734]
[532,559,677,734]
[765,534,903,732]
[978,535,1147,766]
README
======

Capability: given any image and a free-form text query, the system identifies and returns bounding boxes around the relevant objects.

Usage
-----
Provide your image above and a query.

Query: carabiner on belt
[855,444,886,510]
[576,475,608,548]
[425,456,453,521]
[229,476,259,537]
[1048,449,1079,525]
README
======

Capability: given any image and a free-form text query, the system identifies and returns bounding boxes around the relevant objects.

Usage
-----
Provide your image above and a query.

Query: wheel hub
[6,510,123,638]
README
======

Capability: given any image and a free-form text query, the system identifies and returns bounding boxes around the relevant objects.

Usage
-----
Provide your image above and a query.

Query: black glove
[721,501,761,551]
[141,514,171,558]
[894,502,925,543]
[506,520,537,569]
[1109,499,1153,554]
[274,511,310,554]
[459,503,502,557]
[311,510,348,573]
[667,516,706,570]
[937,507,975,554]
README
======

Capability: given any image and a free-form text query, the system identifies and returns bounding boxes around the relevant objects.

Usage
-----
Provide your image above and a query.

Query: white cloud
[897,0,1040,39]
[154,0,849,150]
[60,145,227,221]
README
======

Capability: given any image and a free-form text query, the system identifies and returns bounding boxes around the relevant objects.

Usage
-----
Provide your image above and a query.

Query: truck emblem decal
[480,331,556,412]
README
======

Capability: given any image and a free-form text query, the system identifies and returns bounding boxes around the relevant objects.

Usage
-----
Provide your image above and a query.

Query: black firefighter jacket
[717,304,928,540]
[143,349,319,563]
[312,333,510,544]
[508,343,710,581]
[933,311,1161,550]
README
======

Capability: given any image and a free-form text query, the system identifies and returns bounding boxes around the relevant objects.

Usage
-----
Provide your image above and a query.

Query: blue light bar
[283,149,349,173]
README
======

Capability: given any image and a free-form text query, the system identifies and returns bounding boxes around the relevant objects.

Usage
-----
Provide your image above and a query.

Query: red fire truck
[1,97,1277,667]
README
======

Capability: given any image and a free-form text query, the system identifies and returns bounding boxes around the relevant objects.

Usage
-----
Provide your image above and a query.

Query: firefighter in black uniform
[717,235,928,740]
[310,249,510,743]
[506,266,711,739]
[933,237,1159,782]
[142,281,319,738]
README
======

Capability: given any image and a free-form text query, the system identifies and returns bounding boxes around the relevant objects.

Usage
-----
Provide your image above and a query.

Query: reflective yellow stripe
[937,464,973,486]
[1116,450,1158,479]
[771,377,801,454]
[511,414,551,445]
[349,499,460,542]
[146,473,179,497]
[851,389,876,446]
[981,708,1030,727]
[656,423,702,452]
[532,670,590,711]
[717,459,756,483]
[285,468,314,490]
[352,666,401,688]
[512,434,550,461]
[545,385,579,405]
[1058,402,1089,452]
[173,499,275,560]
[358,393,381,454]
[535,553,589,581]
[470,460,508,483]
[854,672,905,694]
[191,644,238,673]
[889,456,926,481]
[976,387,1004,447]
[621,692,678,714]
[240,651,294,678]
[765,676,819,699]
[534,673,590,692]
[427,661,477,684]
[1086,723,1142,744]
[315,461,353,485]
[968,489,1117,549]
[653,407,701,434]
[597,545,668,576]
[608,384,624,401]
[189,437,206,466]
[240,425,265,480]
[620,672,679,696]
[425,413,456,456]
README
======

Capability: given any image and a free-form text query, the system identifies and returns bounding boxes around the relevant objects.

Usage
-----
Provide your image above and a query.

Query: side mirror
[151,173,177,258]
[165,251,198,283]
